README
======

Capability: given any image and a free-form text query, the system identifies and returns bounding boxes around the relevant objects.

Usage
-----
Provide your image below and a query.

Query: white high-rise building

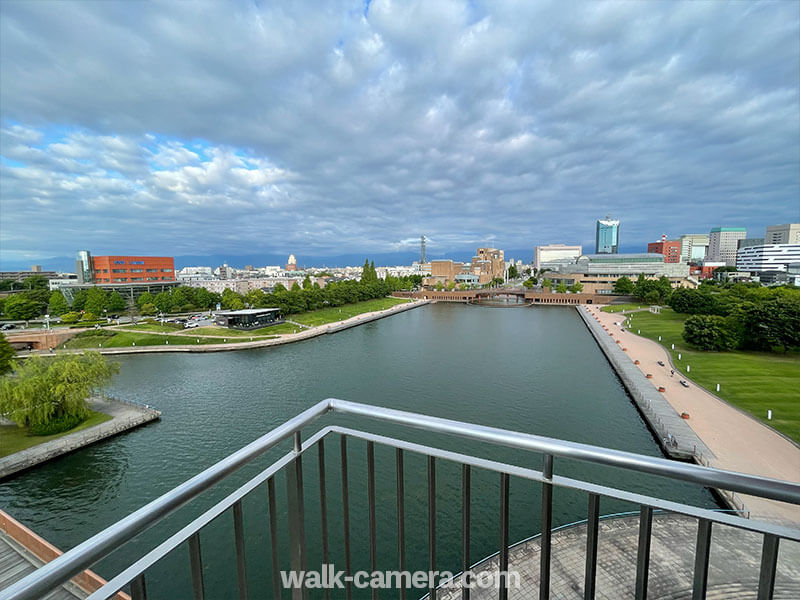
[708,227,747,266]
[679,234,709,263]
[765,223,800,245]
[736,244,800,272]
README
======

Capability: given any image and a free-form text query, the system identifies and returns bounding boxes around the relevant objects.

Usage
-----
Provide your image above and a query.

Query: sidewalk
[587,306,800,525]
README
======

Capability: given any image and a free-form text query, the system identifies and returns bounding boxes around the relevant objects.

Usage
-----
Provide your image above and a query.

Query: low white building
[736,244,800,273]
[534,244,582,270]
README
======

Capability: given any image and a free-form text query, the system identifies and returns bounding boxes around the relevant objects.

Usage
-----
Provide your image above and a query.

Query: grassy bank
[0,410,113,458]
[63,331,255,348]
[291,297,409,327]
[622,308,800,444]
[601,303,650,313]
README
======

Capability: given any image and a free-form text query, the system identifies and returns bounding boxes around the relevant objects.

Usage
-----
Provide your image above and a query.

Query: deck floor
[0,533,85,599]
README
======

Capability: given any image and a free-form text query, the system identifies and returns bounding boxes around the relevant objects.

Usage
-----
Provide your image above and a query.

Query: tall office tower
[595,217,619,254]
[420,235,426,264]
[76,250,93,284]
[765,223,800,245]
[679,234,709,263]
[708,227,747,266]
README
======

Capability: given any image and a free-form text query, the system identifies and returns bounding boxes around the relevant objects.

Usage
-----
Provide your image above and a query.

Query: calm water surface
[0,304,716,598]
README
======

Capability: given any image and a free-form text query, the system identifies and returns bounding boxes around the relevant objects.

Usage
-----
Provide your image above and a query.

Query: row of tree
[674,284,800,353]
[612,274,674,304]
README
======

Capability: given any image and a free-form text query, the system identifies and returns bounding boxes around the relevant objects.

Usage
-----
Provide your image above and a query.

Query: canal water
[0,304,716,598]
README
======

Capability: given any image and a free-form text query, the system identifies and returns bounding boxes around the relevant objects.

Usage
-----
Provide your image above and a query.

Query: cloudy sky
[1,0,798,267]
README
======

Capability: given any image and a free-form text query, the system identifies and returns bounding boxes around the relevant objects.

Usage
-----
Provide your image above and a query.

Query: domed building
[285,254,298,271]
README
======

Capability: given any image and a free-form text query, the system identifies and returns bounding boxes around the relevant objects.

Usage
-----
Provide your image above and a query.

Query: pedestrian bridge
[3,400,798,600]
[394,289,607,305]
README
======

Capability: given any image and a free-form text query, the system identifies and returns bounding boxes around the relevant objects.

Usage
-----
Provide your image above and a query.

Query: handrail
[329,399,800,504]
[4,398,800,600]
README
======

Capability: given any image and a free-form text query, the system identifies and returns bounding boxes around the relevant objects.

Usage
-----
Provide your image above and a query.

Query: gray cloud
[1,0,798,265]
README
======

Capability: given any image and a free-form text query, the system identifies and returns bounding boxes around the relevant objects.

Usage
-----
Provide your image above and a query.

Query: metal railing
[2,399,799,600]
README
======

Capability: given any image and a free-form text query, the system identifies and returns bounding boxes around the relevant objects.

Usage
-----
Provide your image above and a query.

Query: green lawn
[62,331,249,348]
[623,308,800,443]
[291,297,409,327]
[0,410,113,458]
[188,326,282,337]
[118,322,184,333]
[601,303,651,313]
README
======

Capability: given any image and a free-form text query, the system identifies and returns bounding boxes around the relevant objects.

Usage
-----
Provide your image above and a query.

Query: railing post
[428,456,437,600]
[635,506,653,600]
[131,574,147,600]
[318,439,330,600]
[539,454,553,600]
[233,500,249,600]
[286,431,307,600]
[188,533,205,600]
[367,441,378,600]
[267,477,281,600]
[499,473,510,600]
[757,534,779,600]
[462,464,471,600]
[692,519,712,600]
[341,436,353,600]
[397,449,406,600]
[584,493,600,600]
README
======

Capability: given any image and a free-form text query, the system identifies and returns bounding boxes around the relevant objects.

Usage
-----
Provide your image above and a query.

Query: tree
[48,291,70,316]
[555,282,568,293]
[0,333,14,375]
[0,353,118,433]
[107,291,127,312]
[435,282,444,291]
[85,287,109,315]
[302,276,313,290]
[569,282,584,293]
[136,291,154,308]
[739,297,800,352]
[542,278,552,289]
[153,291,174,313]
[613,276,635,295]
[140,303,157,316]
[61,312,81,323]
[507,264,519,280]
[522,279,534,289]
[71,289,89,312]
[682,315,736,351]
[4,294,41,321]
[446,280,456,291]
[22,275,48,290]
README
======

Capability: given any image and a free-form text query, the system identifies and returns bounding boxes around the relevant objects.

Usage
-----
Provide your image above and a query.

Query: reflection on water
[0,304,718,598]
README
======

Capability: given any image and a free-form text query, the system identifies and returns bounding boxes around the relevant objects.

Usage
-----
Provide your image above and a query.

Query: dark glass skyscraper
[596,218,619,254]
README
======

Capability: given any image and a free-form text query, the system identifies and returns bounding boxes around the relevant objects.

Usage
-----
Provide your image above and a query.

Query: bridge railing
[3,399,799,600]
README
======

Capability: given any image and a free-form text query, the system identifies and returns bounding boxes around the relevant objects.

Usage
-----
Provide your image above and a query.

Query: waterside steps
[1,399,798,600]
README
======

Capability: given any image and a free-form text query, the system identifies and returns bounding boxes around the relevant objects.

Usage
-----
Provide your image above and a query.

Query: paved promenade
[586,306,800,526]
[436,513,800,599]
[0,397,160,480]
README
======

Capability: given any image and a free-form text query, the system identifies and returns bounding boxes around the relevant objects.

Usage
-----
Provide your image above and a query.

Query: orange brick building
[91,256,175,284]
[647,239,681,263]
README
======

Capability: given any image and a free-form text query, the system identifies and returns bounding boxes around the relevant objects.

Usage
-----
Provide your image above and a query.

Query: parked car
[657,360,665,367]
[1,323,16,330]
[185,321,198,328]
[680,380,690,388]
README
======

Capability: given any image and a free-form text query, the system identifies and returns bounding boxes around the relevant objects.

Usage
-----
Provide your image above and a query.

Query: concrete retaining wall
[0,398,161,480]
[575,306,712,461]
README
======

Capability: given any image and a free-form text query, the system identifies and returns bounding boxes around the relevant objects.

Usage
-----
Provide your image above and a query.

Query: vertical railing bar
[692,519,712,600]
[584,493,600,600]
[635,506,653,600]
[428,456,437,600]
[757,534,779,600]
[188,532,205,600]
[130,574,147,600]
[462,464,471,600]
[341,435,353,600]
[268,477,281,600]
[318,439,330,600]
[539,454,553,600]
[286,431,307,600]
[233,500,249,600]
[367,441,378,600]
[499,472,510,600]
[397,448,406,600]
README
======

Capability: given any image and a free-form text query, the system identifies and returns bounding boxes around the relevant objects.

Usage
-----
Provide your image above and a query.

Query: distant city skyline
[1,1,798,266]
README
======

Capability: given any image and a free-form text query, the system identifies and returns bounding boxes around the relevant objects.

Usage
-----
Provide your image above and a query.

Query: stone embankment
[0,397,161,480]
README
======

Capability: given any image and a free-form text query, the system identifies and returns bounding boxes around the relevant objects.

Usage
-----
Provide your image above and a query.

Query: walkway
[587,306,800,526]
[0,534,83,599]
[436,513,800,599]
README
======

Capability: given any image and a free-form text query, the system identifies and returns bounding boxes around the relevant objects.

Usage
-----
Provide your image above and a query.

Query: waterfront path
[436,513,800,599]
[0,398,161,480]
[586,306,800,525]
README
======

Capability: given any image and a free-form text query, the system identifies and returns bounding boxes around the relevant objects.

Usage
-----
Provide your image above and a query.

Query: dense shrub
[29,413,86,436]
[682,315,737,351]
